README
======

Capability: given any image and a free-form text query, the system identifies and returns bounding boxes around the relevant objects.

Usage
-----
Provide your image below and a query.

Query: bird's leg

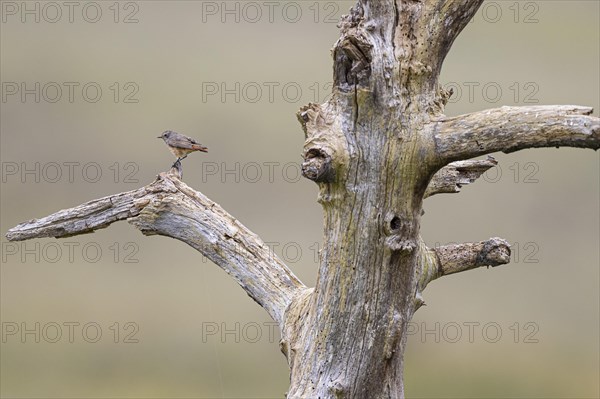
[172,154,188,168]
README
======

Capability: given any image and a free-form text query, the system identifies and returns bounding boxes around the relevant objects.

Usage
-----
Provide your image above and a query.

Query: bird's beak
[157,136,162,139]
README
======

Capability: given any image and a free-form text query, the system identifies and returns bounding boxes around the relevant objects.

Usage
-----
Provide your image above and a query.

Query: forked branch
[5,168,306,327]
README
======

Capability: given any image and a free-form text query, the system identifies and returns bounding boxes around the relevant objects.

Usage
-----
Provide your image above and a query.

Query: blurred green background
[1,1,598,398]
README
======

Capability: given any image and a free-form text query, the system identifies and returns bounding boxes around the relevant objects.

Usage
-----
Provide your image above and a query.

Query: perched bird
[158,130,208,167]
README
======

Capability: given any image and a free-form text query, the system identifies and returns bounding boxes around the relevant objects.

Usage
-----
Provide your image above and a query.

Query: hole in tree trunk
[390,216,401,231]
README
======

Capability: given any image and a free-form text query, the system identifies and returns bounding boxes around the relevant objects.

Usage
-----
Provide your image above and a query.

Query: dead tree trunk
[6,1,599,398]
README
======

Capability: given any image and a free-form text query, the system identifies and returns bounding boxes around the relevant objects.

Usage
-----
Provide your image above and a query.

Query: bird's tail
[192,144,208,153]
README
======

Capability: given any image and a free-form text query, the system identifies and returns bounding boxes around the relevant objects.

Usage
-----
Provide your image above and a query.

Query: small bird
[158,130,208,167]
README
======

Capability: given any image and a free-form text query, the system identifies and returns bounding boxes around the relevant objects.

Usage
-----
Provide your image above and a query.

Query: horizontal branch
[417,237,511,298]
[434,105,600,163]
[434,237,511,276]
[6,189,144,241]
[6,169,306,327]
[424,156,497,198]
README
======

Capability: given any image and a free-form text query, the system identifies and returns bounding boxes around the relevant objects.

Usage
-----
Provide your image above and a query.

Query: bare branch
[434,105,600,163]
[418,237,511,286]
[437,0,484,46]
[415,237,510,309]
[425,156,497,198]
[6,170,306,327]
[434,237,511,277]
[426,0,484,76]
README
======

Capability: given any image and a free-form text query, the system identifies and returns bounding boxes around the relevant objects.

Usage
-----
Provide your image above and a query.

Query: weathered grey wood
[6,169,305,327]
[433,238,511,276]
[434,105,600,163]
[413,237,511,309]
[6,0,600,397]
[424,156,497,198]
[6,187,147,241]
[285,1,599,398]
[429,237,510,281]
